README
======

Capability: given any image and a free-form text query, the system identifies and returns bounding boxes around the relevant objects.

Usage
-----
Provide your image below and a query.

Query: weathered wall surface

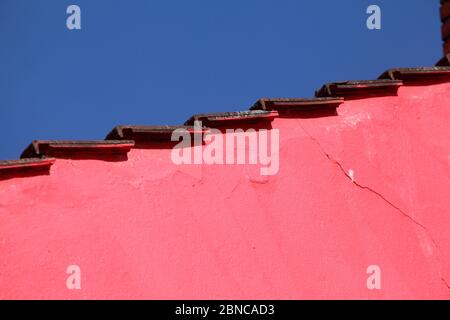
[0,83,449,299]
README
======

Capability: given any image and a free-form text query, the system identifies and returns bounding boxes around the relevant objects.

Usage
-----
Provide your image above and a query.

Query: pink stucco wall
[0,83,449,299]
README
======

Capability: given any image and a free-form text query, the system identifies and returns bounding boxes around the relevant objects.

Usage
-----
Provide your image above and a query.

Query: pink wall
[1,83,450,299]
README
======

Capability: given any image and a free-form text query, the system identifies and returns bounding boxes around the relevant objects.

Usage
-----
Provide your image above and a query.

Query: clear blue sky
[0,0,443,160]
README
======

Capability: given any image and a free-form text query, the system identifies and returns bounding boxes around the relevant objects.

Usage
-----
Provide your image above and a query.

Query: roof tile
[315,80,402,99]
[442,0,450,22]
[378,67,450,83]
[250,98,343,112]
[0,158,55,178]
[0,158,55,170]
[436,54,450,66]
[106,125,207,141]
[443,19,450,40]
[185,110,278,127]
[21,140,134,159]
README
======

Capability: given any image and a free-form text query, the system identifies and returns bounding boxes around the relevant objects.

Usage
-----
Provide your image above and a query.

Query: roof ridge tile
[20,140,134,159]
[441,0,450,22]
[106,125,208,141]
[0,158,55,179]
[315,79,402,99]
[250,97,344,112]
[184,110,278,126]
[378,66,450,83]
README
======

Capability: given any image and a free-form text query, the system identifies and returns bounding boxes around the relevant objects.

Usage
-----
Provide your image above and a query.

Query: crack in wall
[296,121,450,292]
[441,277,450,290]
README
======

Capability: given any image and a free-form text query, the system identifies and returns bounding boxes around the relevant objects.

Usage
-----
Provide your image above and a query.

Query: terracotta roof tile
[105,125,208,141]
[436,54,450,66]
[21,140,134,159]
[378,67,450,83]
[250,98,343,112]
[443,0,450,55]
[185,110,278,127]
[315,80,403,99]
[0,158,55,179]
[0,158,55,171]
[442,0,450,22]
[443,18,450,40]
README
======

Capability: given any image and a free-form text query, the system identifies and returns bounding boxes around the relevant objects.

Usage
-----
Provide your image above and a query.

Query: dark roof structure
[105,125,208,141]
[250,98,344,112]
[436,54,450,66]
[184,110,278,127]
[1,64,450,179]
[20,140,135,159]
[442,0,450,55]
[1,1,450,179]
